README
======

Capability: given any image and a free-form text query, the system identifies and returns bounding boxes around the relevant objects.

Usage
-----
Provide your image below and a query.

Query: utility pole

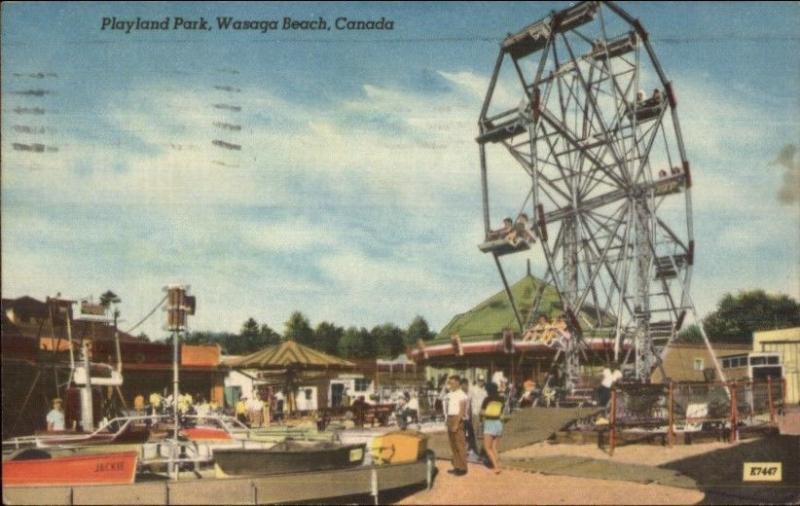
[165,284,195,478]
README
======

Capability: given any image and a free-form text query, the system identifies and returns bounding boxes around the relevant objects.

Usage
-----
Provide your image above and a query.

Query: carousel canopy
[433,273,595,345]
[228,339,356,370]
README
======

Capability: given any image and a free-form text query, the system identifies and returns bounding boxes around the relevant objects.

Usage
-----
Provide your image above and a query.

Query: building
[221,354,427,413]
[753,327,799,404]
[650,342,754,383]
[2,296,225,438]
[409,272,617,387]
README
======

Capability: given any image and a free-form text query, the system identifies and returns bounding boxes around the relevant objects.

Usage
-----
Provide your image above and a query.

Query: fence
[608,378,784,455]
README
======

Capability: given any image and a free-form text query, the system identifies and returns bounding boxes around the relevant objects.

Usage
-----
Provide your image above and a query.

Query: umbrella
[230,340,356,414]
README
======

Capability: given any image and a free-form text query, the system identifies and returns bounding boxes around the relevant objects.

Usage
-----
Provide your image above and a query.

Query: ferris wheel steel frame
[475,1,725,389]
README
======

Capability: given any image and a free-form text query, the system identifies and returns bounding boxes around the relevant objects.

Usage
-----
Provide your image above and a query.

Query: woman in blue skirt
[480,381,505,474]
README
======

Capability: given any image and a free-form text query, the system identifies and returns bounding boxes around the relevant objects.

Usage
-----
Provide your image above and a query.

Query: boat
[370,430,429,465]
[214,441,367,477]
[3,416,152,452]
[2,449,138,487]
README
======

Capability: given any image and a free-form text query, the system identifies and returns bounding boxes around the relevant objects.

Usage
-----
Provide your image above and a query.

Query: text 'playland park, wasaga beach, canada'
[100,16,395,33]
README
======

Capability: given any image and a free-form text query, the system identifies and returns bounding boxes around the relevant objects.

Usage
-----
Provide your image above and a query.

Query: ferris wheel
[476,1,716,387]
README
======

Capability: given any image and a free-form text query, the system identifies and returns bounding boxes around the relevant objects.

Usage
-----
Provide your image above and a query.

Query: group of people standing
[235,390,285,428]
[443,374,506,476]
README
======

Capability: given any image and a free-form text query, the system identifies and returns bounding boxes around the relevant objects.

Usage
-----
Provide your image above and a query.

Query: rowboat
[214,441,366,477]
[2,450,138,487]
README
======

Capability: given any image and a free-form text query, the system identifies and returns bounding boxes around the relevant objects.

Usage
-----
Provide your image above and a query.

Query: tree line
[677,290,800,344]
[183,312,437,358]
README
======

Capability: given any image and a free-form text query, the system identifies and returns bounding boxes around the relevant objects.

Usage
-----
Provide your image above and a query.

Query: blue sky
[2,1,798,340]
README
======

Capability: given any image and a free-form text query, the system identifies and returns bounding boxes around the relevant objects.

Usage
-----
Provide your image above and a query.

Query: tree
[371,323,406,358]
[405,316,435,346]
[702,290,800,343]
[283,311,314,346]
[675,324,703,344]
[259,323,281,347]
[313,321,344,355]
[100,290,121,320]
[338,326,375,358]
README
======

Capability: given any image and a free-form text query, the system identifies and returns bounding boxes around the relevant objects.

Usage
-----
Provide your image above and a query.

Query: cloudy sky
[2,1,798,340]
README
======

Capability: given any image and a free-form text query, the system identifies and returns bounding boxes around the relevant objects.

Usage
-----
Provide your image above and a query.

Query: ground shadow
[660,435,800,504]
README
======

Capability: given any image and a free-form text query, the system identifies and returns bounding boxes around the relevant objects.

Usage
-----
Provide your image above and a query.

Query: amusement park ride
[476,1,725,393]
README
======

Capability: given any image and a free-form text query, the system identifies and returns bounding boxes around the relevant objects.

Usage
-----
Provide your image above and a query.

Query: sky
[2,1,798,341]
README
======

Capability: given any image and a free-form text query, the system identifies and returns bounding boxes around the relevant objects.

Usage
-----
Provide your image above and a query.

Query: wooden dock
[3,452,435,505]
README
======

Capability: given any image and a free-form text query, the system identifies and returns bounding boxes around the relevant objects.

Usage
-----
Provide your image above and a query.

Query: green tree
[703,290,800,343]
[371,323,406,358]
[338,326,375,358]
[284,311,314,346]
[100,290,121,321]
[675,324,703,344]
[259,323,281,347]
[405,316,435,346]
[313,321,344,355]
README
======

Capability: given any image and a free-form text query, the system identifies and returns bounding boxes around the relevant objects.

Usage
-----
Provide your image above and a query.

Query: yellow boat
[370,430,428,465]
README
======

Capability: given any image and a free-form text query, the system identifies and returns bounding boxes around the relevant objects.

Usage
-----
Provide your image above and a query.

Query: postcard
[1,1,798,504]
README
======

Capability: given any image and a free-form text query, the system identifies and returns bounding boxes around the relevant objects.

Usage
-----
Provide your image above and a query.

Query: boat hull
[2,451,138,487]
[214,442,366,477]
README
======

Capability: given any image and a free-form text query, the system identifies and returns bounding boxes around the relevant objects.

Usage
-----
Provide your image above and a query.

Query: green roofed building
[409,272,617,384]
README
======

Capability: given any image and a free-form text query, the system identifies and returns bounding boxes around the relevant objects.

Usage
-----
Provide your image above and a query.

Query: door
[331,383,345,408]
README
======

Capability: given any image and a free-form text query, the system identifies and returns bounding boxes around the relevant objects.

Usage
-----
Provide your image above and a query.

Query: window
[693,358,704,371]
[767,356,779,365]
[722,358,731,369]
[750,356,766,366]
[304,389,312,400]
[354,378,371,392]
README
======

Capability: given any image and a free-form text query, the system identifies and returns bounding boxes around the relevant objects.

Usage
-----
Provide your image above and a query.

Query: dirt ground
[503,439,731,466]
[395,459,704,505]
[392,407,800,505]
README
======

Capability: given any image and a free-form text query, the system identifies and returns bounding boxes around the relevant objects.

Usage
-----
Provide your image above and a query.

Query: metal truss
[476,1,713,388]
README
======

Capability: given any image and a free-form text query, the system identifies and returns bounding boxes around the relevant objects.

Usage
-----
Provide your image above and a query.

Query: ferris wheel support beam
[493,254,525,332]
[539,109,626,188]
[559,32,630,183]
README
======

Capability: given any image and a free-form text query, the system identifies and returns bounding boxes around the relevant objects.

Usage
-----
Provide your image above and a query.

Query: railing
[608,379,784,455]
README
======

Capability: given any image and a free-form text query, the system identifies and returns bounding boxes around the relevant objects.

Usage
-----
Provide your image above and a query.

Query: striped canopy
[229,340,356,370]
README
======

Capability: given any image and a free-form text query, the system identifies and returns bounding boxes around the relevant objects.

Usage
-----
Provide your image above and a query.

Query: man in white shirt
[599,362,623,407]
[445,375,469,476]
[491,370,507,392]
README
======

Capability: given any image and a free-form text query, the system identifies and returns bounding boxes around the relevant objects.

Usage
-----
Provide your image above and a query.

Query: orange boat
[181,427,232,441]
[2,450,138,487]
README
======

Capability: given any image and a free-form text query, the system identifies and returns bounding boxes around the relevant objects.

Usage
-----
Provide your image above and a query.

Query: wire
[124,294,168,334]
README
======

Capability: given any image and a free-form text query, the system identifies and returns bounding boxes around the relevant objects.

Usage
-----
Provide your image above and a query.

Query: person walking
[445,375,469,476]
[481,382,506,474]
